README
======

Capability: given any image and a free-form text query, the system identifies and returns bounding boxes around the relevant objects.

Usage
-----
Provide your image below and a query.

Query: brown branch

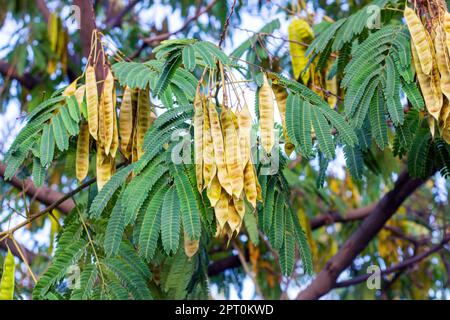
[0,61,40,90]
[296,170,428,300]
[0,162,75,214]
[310,203,377,230]
[334,234,450,288]
[133,0,219,60]
[105,0,141,29]
[0,237,36,264]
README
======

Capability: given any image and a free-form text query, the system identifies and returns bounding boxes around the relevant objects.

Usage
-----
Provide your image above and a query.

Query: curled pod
[434,25,450,101]
[243,162,257,208]
[227,204,241,234]
[214,189,229,230]
[272,84,295,156]
[445,12,450,54]
[208,100,233,195]
[404,7,433,75]
[237,102,252,166]
[119,86,134,157]
[136,88,152,159]
[76,122,90,181]
[63,79,78,97]
[412,41,442,120]
[193,87,204,192]
[102,69,115,155]
[0,249,15,300]
[259,74,275,154]
[221,108,244,198]
[206,175,221,207]
[184,234,199,258]
[85,65,99,140]
[96,145,112,190]
[202,101,216,188]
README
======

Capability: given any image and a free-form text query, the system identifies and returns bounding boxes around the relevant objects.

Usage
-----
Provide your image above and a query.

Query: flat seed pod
[98,94,106,148]
[434,25,450,101]
[102,69,115,155]
[214,189,229,230]
[202,100,216,188]
[136,88,152,159]
[119,86,133,156]
[85,65,98,140]
[184,234,199,258]
[272,84,295,156]
[233,196,245,219]
[243,161,257,208]
[227,204,241,234]
[206,175,222,207]
[76,122,90,181]
[96,145,112,190]
[208,100,233,195]
[288,18,314,83]
[237,102,252,166]
[194,87,204,192]
[445,12,450,54]
[63,79,77,97]
[404,7,433,75]
[48,13,58,52]
[75,85,87,118]
[0,249,15,300]
[253,163,262,202]
[412,41,442,120]
[259,74,275,154]
[221,108,244,198]
[110,101,119,158]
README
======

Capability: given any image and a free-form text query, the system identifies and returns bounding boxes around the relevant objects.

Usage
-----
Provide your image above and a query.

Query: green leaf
[40,124,55,167]
[160,187,181,255]
[182,45,196,71]
[32,157,46,187]
[169,163,201,240]
[104,196,126,257]
[138,185,167,260]
[311,106,335,159]
[154,51,182,97]
[289,207,313,275]
[70,264,98,300]
[344,145,364,180]
[370,88,388,149]
[270,192,285,251]
[244,212,259,246]
[60,105,79,136]
[67,95,81,122]
[279,212,295,276]
[52,113,69,151]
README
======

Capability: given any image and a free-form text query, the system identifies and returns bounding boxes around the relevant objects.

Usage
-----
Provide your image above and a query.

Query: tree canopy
[0,0,449,300]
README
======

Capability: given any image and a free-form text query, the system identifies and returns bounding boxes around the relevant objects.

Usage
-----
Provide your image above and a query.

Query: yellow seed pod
[63,79,78,97]
[202,100,216,188]
[233,196,245,219]
[48,13,58,52]
[259,74,275,154]
[96,145,112,190]
[445,12,450,54]
[440,99,450,126]
[0,249,15,300]
[243,162,257,208]
[434,25,450,101]
[404,7,433,75]
[237,102,252,166]
[227,204,241,234]
[119,86,133,156]
[102,70,115,155]
[110,103,119,158]
[85,65,98,140]
[412,42,442,120]
[194,87,204,192]
[272,84,295,156]
[136,88,152,159]
[47,58,57,75]
[221,108,244,198]
[253,164,262,202]
[288,18,314,83]
[214,190,229,230]
[75,85,85,106]
[207,175,222,207]
[184,235,199,258]
[76,122,90,181]
[208,100,233,195]
[98,94,106,148]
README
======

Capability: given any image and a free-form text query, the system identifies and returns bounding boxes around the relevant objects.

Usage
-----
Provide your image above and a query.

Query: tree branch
[0,162,75,214]
[296,170,428,300]
[334,234,450,288]
[105,0,140,29]
[0,61,41,90]
[0,237,36,264]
